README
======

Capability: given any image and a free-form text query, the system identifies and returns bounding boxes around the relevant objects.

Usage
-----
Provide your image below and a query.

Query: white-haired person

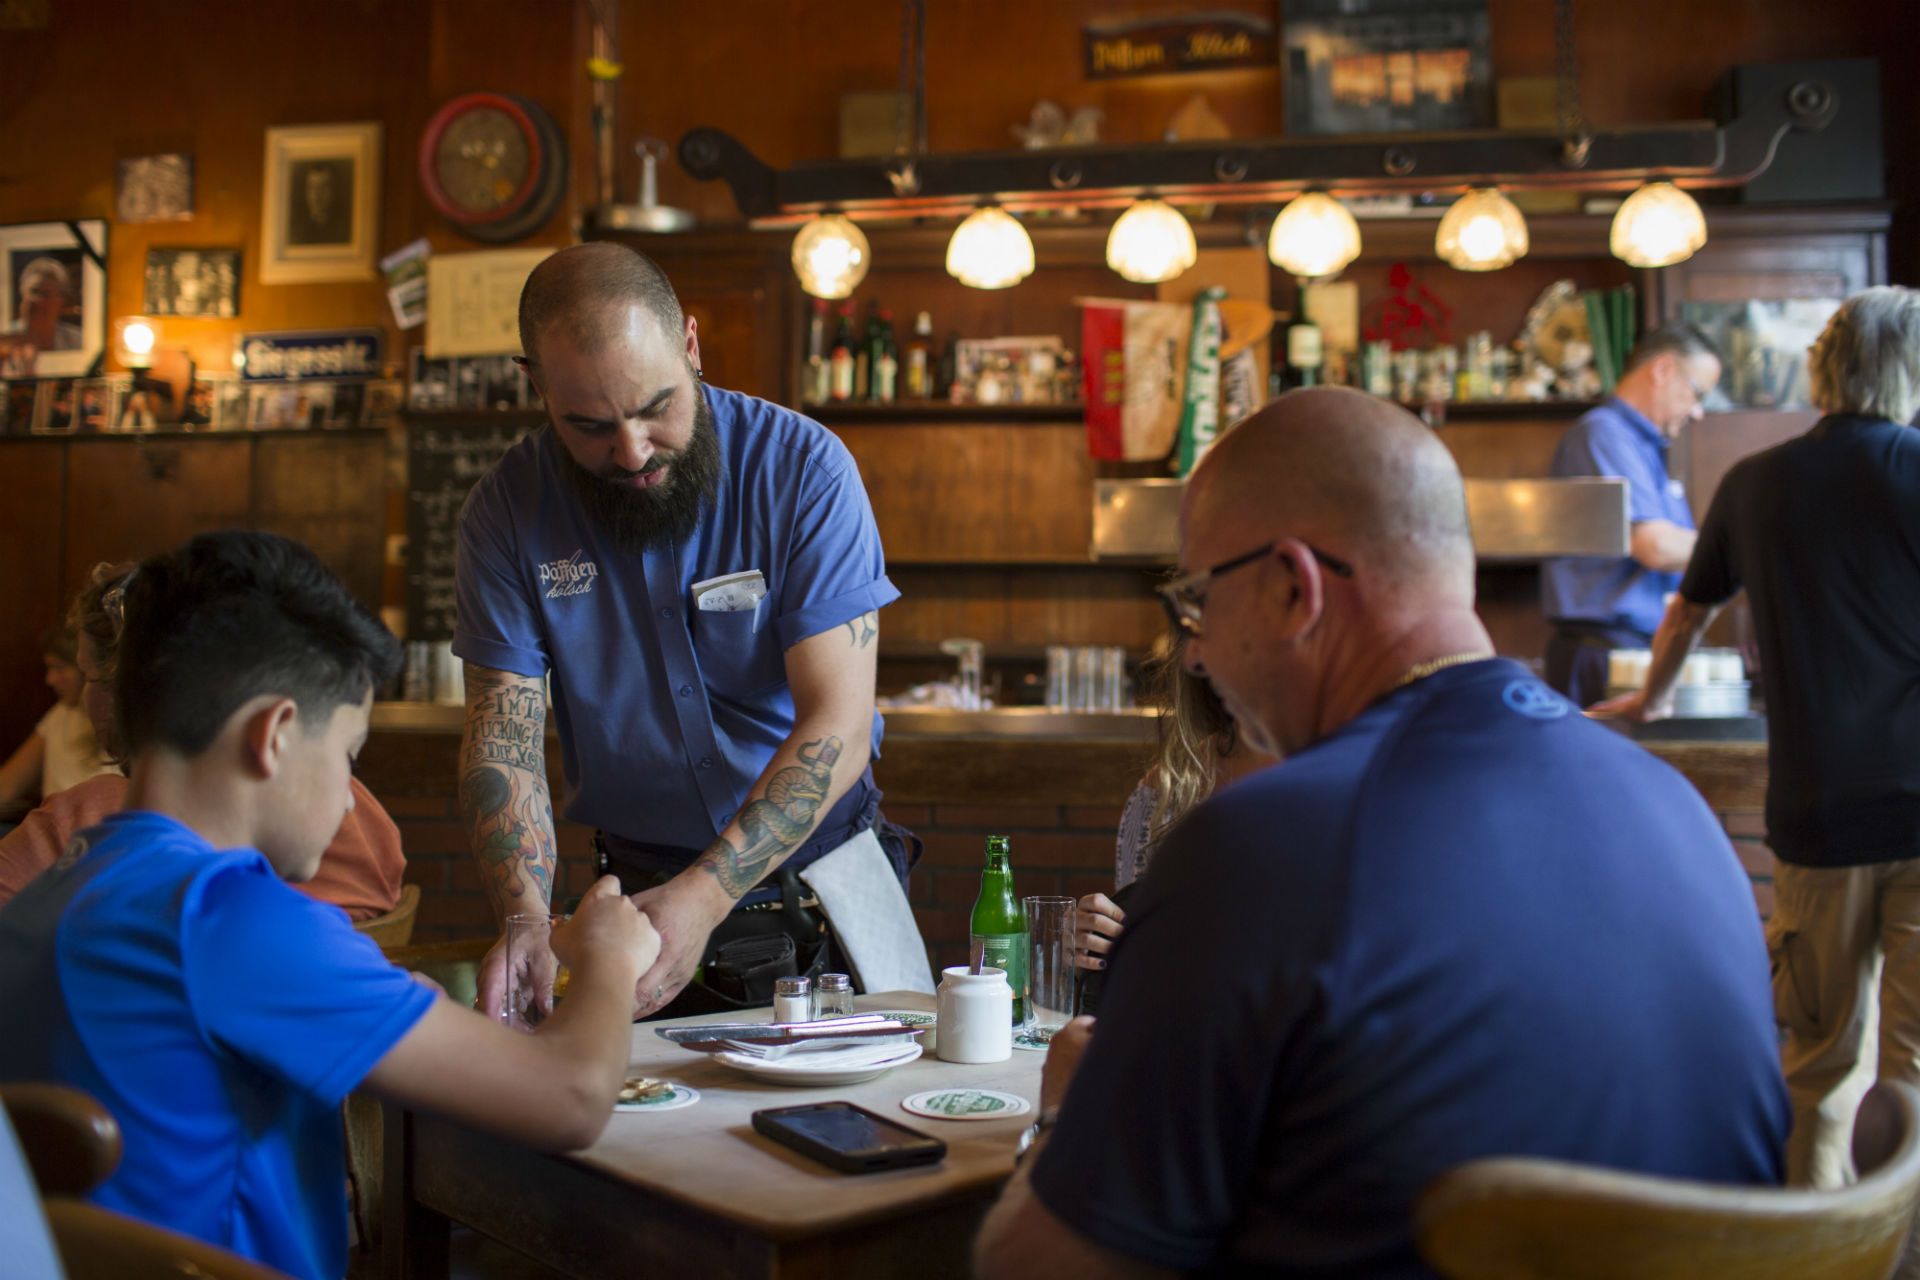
[1600,285,1920,1188]
[5,257,83,353]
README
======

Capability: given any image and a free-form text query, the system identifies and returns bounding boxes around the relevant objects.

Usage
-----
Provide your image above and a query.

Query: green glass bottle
[969,835,1027,1024]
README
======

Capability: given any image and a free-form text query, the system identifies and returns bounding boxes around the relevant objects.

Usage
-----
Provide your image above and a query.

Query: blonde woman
[1074,634,1275,976]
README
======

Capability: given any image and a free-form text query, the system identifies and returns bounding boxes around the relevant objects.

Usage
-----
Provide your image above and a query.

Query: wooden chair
[353,883,421,952]
[43,1198,293,1279]
[1415,1080,1920,1280]
[0,1083,121,1198]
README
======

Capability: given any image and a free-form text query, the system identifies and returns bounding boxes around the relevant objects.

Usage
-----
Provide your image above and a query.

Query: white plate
[714,1043,923,1087]
[614,1083,700,1112]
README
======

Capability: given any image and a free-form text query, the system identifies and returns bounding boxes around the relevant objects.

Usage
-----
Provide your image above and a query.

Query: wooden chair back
[353,883,421,952]
[0,1083,121,1198]
[44,1197,293,1279]
[1416,1080,1920,1280]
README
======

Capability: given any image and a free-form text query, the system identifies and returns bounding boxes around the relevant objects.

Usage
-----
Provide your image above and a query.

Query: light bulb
[1266,193,1362,279]
[1435,188,1529,271]
[1105,199,1197,284]
[1610,182,1708,268]
[946,206,1034,289]
[114,316,158,369]
[122,321,155,356]
[790,214,870,299]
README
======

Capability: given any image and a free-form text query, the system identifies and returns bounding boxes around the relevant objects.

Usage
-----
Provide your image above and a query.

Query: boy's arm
[363,877,657,1151]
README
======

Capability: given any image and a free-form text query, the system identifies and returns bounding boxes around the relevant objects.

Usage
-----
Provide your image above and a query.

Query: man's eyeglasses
[1157,540,1355,637]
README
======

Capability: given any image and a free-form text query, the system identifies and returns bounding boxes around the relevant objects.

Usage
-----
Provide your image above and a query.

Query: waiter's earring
[695,367,705,381]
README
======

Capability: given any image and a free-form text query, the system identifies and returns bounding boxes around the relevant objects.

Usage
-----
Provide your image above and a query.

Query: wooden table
[382,992,1043,1279]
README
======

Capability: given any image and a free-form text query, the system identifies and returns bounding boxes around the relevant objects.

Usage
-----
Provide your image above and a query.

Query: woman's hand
[1073,892,1125,971]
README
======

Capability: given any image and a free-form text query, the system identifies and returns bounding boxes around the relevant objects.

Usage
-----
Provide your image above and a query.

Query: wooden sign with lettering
[1083,13,1275,80]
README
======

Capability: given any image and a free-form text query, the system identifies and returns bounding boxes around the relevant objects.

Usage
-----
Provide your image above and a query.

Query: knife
[655,1013,898,1043]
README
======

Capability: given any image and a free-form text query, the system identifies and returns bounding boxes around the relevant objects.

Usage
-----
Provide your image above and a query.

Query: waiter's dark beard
[558,386,722,553]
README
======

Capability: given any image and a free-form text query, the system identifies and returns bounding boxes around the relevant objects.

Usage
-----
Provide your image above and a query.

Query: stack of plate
[713,1041,923,1087]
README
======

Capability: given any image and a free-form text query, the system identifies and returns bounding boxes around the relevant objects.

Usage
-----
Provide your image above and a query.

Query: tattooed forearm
[696,735,844,899]
[842,610,878,649]
[459,665,559,920]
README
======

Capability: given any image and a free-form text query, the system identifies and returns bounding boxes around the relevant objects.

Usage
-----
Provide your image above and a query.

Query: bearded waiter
[454,242,928,1020]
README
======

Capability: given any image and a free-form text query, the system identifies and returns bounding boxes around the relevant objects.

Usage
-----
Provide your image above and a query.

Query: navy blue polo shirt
[1542,398,1695,635]
[454,386,898,860]
[1030,660,1787,1276]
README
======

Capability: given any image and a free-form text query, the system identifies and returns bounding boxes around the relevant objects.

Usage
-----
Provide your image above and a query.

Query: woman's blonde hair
[1809,287,1920,424]
[1143,632,1239,850]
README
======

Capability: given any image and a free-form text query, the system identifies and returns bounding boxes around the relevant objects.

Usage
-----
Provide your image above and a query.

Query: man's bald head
[518,242,685,367]
[1187,387,1475,603]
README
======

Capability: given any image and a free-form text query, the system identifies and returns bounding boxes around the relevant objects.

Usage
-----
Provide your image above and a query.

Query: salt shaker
[813,973,855,1020]
[936,965,1013,1063]
[773,976,811,1025]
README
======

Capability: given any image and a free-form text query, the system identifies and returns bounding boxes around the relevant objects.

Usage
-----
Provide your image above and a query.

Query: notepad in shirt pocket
[692,570,767,613]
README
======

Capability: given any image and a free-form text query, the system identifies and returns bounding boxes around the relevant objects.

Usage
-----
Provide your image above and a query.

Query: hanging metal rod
[679,74,1836,227]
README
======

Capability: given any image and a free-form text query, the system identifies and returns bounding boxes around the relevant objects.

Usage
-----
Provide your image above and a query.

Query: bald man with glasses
[975,387,1786,1279]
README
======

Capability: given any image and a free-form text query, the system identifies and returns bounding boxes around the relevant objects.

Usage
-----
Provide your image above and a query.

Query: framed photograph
[114,378,168,432]
[74,378,114,433]
[247,380,300,429]
[33,377,77,434]
[116,154,194,223]
[327,380,366,428]
[214,376,249,427]
[4,378,39,435]
[1282,0,1492,136]
[0,219,107,378]
[364,377,405,427]
[181,372,235,428]
[145,247,241,318]
[259,123,382,284]
[295,381,333,429]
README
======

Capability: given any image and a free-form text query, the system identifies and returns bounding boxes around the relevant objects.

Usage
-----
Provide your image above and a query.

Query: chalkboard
[405,413,538,641]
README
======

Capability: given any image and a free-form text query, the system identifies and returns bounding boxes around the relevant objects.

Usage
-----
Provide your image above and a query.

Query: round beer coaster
[1011,1029,1056,1052]
[901,1089,1031,1121]
[614,1083,699,1113]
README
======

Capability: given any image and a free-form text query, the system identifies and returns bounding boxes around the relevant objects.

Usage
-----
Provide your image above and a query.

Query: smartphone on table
[752,1102,947,1174]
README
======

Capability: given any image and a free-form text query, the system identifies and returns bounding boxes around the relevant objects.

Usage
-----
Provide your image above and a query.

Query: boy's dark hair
[1622,323,1719,376]
[115,530,401,756]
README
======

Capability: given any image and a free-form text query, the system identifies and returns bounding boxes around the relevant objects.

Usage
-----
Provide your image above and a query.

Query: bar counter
[359,703,1774,954]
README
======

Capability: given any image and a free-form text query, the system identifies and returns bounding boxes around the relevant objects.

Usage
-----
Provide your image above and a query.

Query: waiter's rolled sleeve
[777,578,901,651]
[772,451,899,650]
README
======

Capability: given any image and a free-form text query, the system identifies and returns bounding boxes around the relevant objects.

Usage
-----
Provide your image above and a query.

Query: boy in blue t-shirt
[0,531,660,1280]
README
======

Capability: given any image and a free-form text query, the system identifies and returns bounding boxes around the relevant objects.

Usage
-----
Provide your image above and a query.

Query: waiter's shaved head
[1187,387,1476,604]
[518,242,685,366]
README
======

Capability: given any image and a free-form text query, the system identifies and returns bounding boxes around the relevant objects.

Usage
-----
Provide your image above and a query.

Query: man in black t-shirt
[974,389,1786,1277]
[1602,287,1920,1188]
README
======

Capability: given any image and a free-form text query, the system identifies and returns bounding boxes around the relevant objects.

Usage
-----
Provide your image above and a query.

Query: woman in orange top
[0,563,406,918]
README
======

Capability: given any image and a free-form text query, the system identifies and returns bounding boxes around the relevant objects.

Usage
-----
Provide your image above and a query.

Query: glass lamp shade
[1610,182,1708,268]
[1105,199,1198,284]
[790,214,871,299]
[113,316,157,368]
[1266,193,1362,279]
[946,206,1035,289]
[1435,188,1530,271]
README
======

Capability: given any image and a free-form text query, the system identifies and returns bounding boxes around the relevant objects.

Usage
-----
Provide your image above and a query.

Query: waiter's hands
[627,874,733,1017]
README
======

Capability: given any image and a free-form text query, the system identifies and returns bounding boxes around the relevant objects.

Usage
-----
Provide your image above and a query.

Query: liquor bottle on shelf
[968,835,1027,1025]
[802,299,830,406]
[872,308,899,404]
[937,331,960,402]
[904,311,933,399]
[1285,280,1323,390]
[829,304,855,402]
[854,300,879,402]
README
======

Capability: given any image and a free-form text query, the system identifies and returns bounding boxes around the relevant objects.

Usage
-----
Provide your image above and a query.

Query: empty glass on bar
[1023,895,1077,1044]
[503,912,566,1032]
[1045,645,1071,711]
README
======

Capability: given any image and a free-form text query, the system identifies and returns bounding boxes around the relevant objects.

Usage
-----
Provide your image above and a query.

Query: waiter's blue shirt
[0,812,435,1280]
[454,385,899,854]
[1540,397,1694,635]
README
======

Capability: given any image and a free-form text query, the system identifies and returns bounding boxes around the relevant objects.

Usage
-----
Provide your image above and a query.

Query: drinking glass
[1045,646,1071,711]
[503,912,567,1032]
[1070,646,1099,712]
[1098,646,1126,712]
[1022,896,1077,1044]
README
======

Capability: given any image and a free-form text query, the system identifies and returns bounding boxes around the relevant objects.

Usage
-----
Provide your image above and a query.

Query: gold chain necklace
[1390,650,1495,691]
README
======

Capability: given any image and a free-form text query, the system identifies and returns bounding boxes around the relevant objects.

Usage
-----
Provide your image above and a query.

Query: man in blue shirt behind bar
[1540,325,1722,706]
[975,387,1787,1278]
[456,243,927,1024]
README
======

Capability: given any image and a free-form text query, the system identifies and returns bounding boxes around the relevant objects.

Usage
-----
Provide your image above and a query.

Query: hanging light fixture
[1435,188,1530,271]
[790,213,871,299]
[1105,198,1197,284]
[946,206,1034,289]
[1609,181,1708,268]
[1266,193,1362,279]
